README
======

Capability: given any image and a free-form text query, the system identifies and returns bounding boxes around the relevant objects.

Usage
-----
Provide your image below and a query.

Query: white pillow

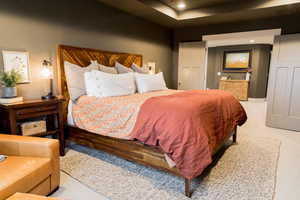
[98,63,118,74]
[84,70,136,97]
[64,61,99,101]
[115,62,133,73]
[132,63,149,74]
[135,72,168,93]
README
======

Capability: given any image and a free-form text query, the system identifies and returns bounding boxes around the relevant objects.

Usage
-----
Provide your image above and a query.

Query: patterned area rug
[61,135,280,200]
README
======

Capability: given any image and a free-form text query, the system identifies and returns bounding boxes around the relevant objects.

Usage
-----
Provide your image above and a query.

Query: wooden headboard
[57,44,143,123]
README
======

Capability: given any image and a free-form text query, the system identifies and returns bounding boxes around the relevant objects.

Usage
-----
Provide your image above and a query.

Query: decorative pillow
[64,61,99,101]
[99,63,118,74]
[115,62,133,73]
[132,63,149,74]
[84,70,136,97]
[135,72,168,93]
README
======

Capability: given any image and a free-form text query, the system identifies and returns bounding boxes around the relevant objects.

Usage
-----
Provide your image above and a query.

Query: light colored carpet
[61,134,280,200]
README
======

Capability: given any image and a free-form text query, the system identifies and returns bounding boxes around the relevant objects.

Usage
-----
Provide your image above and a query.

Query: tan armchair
[0,134,60,200]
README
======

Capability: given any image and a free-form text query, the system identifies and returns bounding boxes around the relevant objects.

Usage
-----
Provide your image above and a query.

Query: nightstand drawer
[16,105,58,119]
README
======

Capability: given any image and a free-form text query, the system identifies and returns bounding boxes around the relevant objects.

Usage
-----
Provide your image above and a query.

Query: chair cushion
[0,156,51,200]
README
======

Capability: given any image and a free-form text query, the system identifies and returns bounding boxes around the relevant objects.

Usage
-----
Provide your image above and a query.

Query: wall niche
[207,44,272,98]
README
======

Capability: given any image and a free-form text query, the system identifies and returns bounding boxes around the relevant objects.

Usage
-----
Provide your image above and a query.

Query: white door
[178,42,206,90]
[266,34,300,131]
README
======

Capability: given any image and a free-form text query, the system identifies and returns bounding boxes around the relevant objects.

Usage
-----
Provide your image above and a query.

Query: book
[0,96,23,104]
[0,155,7,162]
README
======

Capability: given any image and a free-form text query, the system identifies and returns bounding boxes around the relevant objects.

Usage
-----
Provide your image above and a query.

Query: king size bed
[57,44,247,197]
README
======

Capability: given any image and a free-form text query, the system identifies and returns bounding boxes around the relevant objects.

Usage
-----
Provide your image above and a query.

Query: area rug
[61,135,280,200]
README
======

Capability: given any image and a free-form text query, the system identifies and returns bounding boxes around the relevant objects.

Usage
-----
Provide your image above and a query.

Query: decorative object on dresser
[146,62,156,74]
[0,69,21,98]
[0,97,65,155]
[223,50,251,72]
[41,59,55,100]
[219,79,249,101]
[2,50,30,83]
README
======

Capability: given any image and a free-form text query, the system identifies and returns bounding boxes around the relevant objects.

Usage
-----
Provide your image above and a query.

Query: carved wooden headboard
[57,44,143,123]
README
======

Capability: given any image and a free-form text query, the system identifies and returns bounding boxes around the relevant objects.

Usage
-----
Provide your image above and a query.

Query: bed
[57,44,247,197]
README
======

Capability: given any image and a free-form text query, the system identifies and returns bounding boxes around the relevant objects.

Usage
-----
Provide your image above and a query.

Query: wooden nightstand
[0,97,65,156]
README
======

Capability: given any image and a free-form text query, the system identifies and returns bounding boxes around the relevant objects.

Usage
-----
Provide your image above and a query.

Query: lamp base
[41,93,56,100]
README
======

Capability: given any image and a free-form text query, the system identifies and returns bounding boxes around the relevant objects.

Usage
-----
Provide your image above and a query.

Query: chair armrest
[0,134,58,158]
[0,134,60,190]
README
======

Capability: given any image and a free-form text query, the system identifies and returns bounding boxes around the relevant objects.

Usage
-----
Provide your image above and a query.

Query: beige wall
[0,0,173,99]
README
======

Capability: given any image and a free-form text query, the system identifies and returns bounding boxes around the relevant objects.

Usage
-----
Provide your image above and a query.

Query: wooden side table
[0,97,65,156]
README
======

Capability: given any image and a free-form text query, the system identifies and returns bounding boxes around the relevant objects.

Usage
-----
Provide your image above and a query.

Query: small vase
[2,87,17,98]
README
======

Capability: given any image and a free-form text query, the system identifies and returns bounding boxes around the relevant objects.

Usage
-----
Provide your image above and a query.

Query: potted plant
[0,69,21,98]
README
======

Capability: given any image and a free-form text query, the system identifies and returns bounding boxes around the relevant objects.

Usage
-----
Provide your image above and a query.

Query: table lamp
[41,60,55,100]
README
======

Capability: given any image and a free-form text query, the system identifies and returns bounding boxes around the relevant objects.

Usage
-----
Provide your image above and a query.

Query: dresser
[219,80,249,101]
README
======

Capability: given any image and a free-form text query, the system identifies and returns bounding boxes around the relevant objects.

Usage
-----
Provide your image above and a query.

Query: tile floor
[51,100,300,200]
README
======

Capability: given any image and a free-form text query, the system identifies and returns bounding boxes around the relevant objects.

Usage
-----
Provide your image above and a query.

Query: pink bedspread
[73,89,247,179]
[130,90,247,179]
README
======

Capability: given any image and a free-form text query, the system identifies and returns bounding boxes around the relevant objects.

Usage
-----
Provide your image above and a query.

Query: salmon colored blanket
[130,90,247,179]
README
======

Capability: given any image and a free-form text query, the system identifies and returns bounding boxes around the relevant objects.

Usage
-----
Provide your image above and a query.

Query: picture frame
[223,50,251,72]
[2,50,30,83]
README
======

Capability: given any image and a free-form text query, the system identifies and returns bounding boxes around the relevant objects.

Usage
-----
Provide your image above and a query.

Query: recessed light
[177,2,186,9]
[249,39,255,43]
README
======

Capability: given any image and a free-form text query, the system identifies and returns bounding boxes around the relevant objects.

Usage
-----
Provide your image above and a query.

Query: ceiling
[97,0,300,28]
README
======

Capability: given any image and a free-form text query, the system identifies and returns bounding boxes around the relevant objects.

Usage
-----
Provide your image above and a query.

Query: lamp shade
[41,60,53,79]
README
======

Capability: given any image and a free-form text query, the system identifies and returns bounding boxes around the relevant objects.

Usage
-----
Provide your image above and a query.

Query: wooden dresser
[219,80,249,101]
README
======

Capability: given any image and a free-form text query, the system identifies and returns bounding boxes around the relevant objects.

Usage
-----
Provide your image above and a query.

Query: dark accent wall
[207,44,272,98]
[0,0,173,99]
[172,13,300,88]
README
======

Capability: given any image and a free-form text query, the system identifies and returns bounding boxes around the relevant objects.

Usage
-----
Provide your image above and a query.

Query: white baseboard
[248,98,266,102]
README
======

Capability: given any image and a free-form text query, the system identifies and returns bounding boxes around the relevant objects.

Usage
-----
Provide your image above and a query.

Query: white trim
[202,29,281,47]
[204,46,208,90]
[248,98,266,102]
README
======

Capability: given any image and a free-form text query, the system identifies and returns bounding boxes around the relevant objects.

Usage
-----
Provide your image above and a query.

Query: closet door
[266,34,300,131]
[178,42,206,90]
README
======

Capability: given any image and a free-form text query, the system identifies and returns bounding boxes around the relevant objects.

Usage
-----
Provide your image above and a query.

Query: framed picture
[223,50,251,72]
[2,51,30,83]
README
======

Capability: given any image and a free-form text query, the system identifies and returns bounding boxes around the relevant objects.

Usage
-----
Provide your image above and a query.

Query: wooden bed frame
[57,44,238,197]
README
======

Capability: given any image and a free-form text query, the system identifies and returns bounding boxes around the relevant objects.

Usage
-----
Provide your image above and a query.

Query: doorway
[203,29,281,99]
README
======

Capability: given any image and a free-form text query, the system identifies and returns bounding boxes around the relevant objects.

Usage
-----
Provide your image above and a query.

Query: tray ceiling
[159,0,244,10]
[97,0,300,28]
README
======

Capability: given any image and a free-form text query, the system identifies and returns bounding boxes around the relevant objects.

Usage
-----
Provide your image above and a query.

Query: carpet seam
[272,140,282,200]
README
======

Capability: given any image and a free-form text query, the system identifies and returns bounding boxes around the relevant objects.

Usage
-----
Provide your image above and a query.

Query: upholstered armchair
[0,134,60,200]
